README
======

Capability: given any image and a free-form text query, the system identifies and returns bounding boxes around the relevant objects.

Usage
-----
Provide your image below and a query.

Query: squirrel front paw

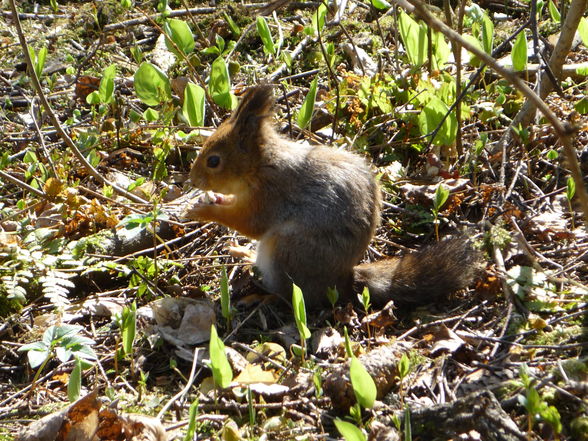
[181,191,235,221]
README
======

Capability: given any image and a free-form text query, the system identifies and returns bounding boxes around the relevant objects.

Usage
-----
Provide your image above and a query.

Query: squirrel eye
[207,155,220,168]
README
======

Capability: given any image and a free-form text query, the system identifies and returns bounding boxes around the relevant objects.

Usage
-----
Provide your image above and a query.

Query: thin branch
[0,170,45,198]
[8,0,148,204]
[402,0,588,230]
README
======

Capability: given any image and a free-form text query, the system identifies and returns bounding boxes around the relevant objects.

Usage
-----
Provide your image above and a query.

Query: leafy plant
[118,302,137,357]
[297,77,318,130]
[398,11,427,68]
[68,357,83,402]
[371,0,391,10]
[327,287,339,308]
[417,96,457,146]
[19,325,96,393]
[28,46,47,79]
[208,324,233,389]
[566,176,576,229]
[334,418,366,441]
[517,364,562,435]
[163,18,195,57]
[292,284,311,361]
[134,62,172,106]
[548,0,561,23]
[256,17,276,55]
[512,31,528,72]
[86,64,116,105]
[220,265,233,326]
[182,82,206,128]
[306,3,327,36]
[350,356,377,410]
[184,398,200,441]
[209,56,236,110]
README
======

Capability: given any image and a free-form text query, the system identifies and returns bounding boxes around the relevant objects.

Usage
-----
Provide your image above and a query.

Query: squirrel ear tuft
[231,85,274,132]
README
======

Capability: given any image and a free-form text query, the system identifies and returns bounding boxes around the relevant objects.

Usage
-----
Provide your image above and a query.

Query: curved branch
[8,0,148,205]
[403,0,588,230]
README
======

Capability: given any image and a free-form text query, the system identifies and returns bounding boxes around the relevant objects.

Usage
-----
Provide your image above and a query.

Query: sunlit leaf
[134,62,172,106]
[350,357,377,409]
[182,82,206,127]
[163,18,195,56]
[512,31,528,72]
[297,77,317,130]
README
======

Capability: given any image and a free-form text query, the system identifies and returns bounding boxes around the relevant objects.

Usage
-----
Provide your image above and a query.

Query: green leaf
[434,184,450,212]
[27,349,50,369]
[86,91,101,105]
[371,0,391,10]
[163,19,195,56]
[209,325,233,388]
[431,30,450,70]
[548,0,560,23]
[297,77,318,130]
[350,357,377,409]
[183,82,206,127]
[579,18,588,48]
[99,64,116,103]
[566,176,576,201]
[68,357,82,402]
[184,399,199,441]
[398,11,427,67]
[326,287,339,307]
[32,46,48,79]
[223,12,241,37]
[134,62,172,106]
[209,57,236,110]
[540,405,562,434]
[122,302,137,356]
[575,97,588,114]
[143,108,159,121]
[334,419,366,441]
[220,265,231,321]
[417,96,457,146]
[292,284,311,340]
[256,17,275,55]
[398,353,410,379]
[359,286,371,311]
[481,11,494,54]
[310,3,327,36]
[512,31,528,72]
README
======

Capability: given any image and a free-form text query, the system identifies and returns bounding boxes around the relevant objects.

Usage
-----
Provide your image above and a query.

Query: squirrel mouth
[196,190,235,206]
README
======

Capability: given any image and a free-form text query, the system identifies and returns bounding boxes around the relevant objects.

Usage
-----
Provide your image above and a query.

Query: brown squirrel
[184,86,480,310]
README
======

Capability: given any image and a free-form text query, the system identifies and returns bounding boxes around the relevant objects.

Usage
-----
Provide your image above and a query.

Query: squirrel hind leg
[354,237,483,307]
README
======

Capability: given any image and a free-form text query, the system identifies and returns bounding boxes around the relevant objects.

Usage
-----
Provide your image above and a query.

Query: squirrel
[184,85,481,310]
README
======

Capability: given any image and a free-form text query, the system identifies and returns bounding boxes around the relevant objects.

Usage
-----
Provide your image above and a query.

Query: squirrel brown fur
[184,86,480,310]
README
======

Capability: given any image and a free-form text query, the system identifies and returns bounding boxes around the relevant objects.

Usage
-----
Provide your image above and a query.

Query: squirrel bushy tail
[353,237,482,307]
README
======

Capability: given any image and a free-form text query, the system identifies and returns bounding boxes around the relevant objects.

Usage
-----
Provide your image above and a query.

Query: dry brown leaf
[233,364,277,385]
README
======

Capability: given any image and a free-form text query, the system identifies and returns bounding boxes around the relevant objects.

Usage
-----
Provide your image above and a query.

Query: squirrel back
[185,86,480,310]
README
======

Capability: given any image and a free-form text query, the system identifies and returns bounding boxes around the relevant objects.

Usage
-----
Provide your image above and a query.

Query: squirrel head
[189,85,275,194]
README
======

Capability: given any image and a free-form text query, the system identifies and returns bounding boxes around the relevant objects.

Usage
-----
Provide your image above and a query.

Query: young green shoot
[327,286,339,309]
[350,356,377,411]
[209,325,233,389]
[220,265,233,327]
[334,418,367,441]
[292,284,311,362]
[297,77,318,130]
[566,176,576,230]
[358,286,372,342]
[19,325,97,395]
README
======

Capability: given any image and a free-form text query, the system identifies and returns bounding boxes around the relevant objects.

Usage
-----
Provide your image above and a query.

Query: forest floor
[0,1,587,440]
